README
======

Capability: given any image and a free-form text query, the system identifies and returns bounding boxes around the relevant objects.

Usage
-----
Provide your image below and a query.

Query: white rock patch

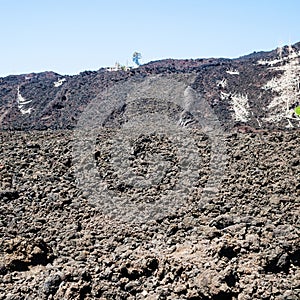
[20,107,34,114]
[17,87,33,115]
[54,78,66,87]
[216,78,227,88]
[226,69,239,75]
[261,46,300,125]
[230,93,250,122]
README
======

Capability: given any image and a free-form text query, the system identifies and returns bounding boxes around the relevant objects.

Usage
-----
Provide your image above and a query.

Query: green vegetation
[294,106,300,116]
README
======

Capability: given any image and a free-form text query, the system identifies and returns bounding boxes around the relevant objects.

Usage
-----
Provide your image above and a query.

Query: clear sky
[1,0,300,77]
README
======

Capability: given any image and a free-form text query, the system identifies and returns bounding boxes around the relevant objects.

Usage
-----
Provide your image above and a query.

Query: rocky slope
[0,43,300,299]
[1,42,300,131]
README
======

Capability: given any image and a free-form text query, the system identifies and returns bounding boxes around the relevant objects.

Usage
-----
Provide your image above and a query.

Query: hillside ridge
[1,42,300,131]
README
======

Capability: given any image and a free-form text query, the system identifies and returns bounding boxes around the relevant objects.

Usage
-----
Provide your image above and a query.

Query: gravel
[0,129,299,299]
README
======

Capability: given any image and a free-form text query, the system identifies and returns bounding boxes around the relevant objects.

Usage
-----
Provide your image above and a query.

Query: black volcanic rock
[0,130,299,299]
[1,42,300,131]
[0,44,300,299]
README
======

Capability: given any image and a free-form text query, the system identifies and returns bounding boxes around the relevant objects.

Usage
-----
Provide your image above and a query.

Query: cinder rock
[0,126,299,299]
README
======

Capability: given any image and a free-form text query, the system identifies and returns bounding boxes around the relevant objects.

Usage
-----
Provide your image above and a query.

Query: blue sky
[1,0,300,77]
